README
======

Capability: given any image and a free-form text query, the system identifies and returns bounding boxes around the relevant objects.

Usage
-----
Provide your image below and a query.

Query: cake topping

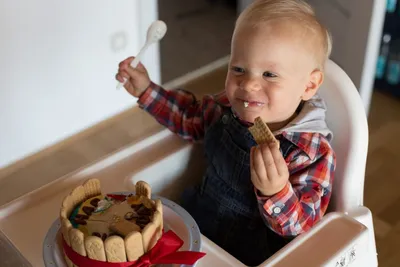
[75,214,89,220]
[82,206,95,215]
[124,211,138,220]
[127,195,142,205]
[137,205,152,216]
[69,191,158,239]
[101,233,107,241]
[93,232,101,238]
[136,216,151,229]
[95,198,113,213]
[90,198,101,207]
[75,218,87,225]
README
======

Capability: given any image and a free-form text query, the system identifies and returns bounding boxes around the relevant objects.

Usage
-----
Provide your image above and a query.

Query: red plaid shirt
[138,82,336,237]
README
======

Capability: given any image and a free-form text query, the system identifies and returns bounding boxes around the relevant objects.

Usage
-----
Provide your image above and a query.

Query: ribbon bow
[62,230,206,267]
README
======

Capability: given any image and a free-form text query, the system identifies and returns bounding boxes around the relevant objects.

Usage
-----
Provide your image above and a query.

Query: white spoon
[117,20,167,89]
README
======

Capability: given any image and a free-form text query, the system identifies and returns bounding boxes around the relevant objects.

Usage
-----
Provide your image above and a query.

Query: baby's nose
[241,77,262,92]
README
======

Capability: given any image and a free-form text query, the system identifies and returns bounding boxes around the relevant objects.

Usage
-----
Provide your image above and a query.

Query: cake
[60,179,163,266]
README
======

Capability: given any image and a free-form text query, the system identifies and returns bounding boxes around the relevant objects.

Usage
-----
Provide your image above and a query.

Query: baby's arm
[116,56,222,141]
[137,82,222,142]
[255,133,336,237]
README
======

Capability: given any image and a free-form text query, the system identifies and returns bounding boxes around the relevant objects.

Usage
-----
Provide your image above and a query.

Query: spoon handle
[116,43,149,90]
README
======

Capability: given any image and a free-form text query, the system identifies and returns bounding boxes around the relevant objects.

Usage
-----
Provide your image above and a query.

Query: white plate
[42,196,202,267]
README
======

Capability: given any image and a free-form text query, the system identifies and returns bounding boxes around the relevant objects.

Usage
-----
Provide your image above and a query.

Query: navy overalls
[182,108,295,266]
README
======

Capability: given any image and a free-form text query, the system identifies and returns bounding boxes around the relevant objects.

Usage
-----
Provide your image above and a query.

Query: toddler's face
[225,21,323,128]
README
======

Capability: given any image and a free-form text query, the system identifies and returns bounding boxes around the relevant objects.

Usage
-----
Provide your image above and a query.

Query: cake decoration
[59,178,205,266]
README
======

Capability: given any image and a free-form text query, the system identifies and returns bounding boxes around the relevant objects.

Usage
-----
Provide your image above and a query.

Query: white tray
[0,130,244,267]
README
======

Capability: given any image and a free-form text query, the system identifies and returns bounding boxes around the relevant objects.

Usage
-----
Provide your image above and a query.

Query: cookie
[85,236,107,261]
[142,222,157,252]
[135,181,151,199]
[141,197,154,210]
[154,199,163,231]
[104,236,127,262]
[249,117,278,145]
[83,179,101,198]
[62,195,74,217]
[152,210,163,240]
[125,231,144,261]
[60,207,67,221]
[71,185,86,206]
[69,228,87,257]
[61,218,73,246]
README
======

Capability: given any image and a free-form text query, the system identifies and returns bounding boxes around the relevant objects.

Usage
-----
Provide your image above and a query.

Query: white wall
[0,0,160,168]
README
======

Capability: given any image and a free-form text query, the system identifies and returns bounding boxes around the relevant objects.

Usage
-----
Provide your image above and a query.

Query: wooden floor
[1,65,400,265]
[364,89,400,267]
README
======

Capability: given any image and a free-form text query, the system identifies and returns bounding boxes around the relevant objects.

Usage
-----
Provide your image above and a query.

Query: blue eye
[231,66,245,73]
[263,71,277,78]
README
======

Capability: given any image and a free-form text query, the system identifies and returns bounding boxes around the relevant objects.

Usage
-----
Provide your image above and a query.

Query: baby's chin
[235,110,263,124]
[232,105,271,124]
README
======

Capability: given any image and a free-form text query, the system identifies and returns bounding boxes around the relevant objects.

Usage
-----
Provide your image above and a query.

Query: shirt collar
[280,131,320,160]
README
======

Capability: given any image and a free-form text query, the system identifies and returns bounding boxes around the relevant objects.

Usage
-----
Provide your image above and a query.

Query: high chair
[130,59,378,266]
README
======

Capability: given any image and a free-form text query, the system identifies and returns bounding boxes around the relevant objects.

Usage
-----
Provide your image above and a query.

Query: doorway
[158,0,237,83]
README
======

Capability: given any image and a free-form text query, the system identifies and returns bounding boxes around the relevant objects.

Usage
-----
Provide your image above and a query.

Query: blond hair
[235,0,332,70]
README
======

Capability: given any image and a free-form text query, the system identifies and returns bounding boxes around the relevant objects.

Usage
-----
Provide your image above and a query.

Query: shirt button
[273,206,282,214]
[222,115,229,124]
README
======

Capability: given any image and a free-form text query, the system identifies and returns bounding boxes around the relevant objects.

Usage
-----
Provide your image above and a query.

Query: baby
[116,0,336,265]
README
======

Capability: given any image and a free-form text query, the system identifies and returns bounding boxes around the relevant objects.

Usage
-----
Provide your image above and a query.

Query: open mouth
[240,99,265,108]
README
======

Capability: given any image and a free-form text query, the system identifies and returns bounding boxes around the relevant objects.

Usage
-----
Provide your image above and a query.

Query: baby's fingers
[269,142,288,177]
[119,57,146,72]
[123,66,144,81]
[260,143,278,179]
[115,70,130,83]
[115,73,124,83]
[251,146,267,179]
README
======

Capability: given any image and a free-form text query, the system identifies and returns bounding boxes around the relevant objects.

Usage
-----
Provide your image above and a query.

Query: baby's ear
[302,69,324,101]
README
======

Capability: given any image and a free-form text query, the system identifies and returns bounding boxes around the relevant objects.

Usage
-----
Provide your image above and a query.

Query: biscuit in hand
[249,117,278,146]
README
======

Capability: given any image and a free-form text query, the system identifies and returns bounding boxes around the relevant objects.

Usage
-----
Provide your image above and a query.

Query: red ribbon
[62,230,206,267]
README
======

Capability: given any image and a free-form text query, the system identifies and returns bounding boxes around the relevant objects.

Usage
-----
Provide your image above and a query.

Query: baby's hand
[116,57,151,97]
[250,142,289,196]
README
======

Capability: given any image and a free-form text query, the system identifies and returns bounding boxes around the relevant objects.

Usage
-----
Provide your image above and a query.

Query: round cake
[60,179,163,265]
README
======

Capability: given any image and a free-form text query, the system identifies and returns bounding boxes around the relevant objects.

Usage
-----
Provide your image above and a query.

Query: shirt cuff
[256,182,298,225]
[137,81,163,111]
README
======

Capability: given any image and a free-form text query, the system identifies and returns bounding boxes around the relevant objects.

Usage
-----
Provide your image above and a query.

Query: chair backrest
[318,60,369,212]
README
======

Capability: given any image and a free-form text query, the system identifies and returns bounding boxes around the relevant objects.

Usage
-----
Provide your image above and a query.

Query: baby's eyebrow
[263,62,281,70]
[264,63,289,74]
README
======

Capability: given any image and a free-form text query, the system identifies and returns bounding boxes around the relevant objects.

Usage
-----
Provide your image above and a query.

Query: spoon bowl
[117,20,167,89]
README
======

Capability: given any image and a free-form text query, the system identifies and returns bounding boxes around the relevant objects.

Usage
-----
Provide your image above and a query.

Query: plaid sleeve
[256,135,336,237]
[137,82,222,142]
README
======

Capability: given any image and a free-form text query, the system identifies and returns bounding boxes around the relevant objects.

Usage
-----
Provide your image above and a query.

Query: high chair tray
[0,131,243,267]
[42,195,202,267]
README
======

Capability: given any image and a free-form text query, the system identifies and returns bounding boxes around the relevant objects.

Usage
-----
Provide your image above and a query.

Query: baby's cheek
[225,84,237,100]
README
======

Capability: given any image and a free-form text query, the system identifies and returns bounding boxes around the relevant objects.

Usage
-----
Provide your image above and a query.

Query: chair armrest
[260,208,378,267]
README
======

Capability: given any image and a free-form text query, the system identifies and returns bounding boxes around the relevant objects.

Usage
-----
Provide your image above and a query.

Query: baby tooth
[244,101,249,108]
[256,102,262,106]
